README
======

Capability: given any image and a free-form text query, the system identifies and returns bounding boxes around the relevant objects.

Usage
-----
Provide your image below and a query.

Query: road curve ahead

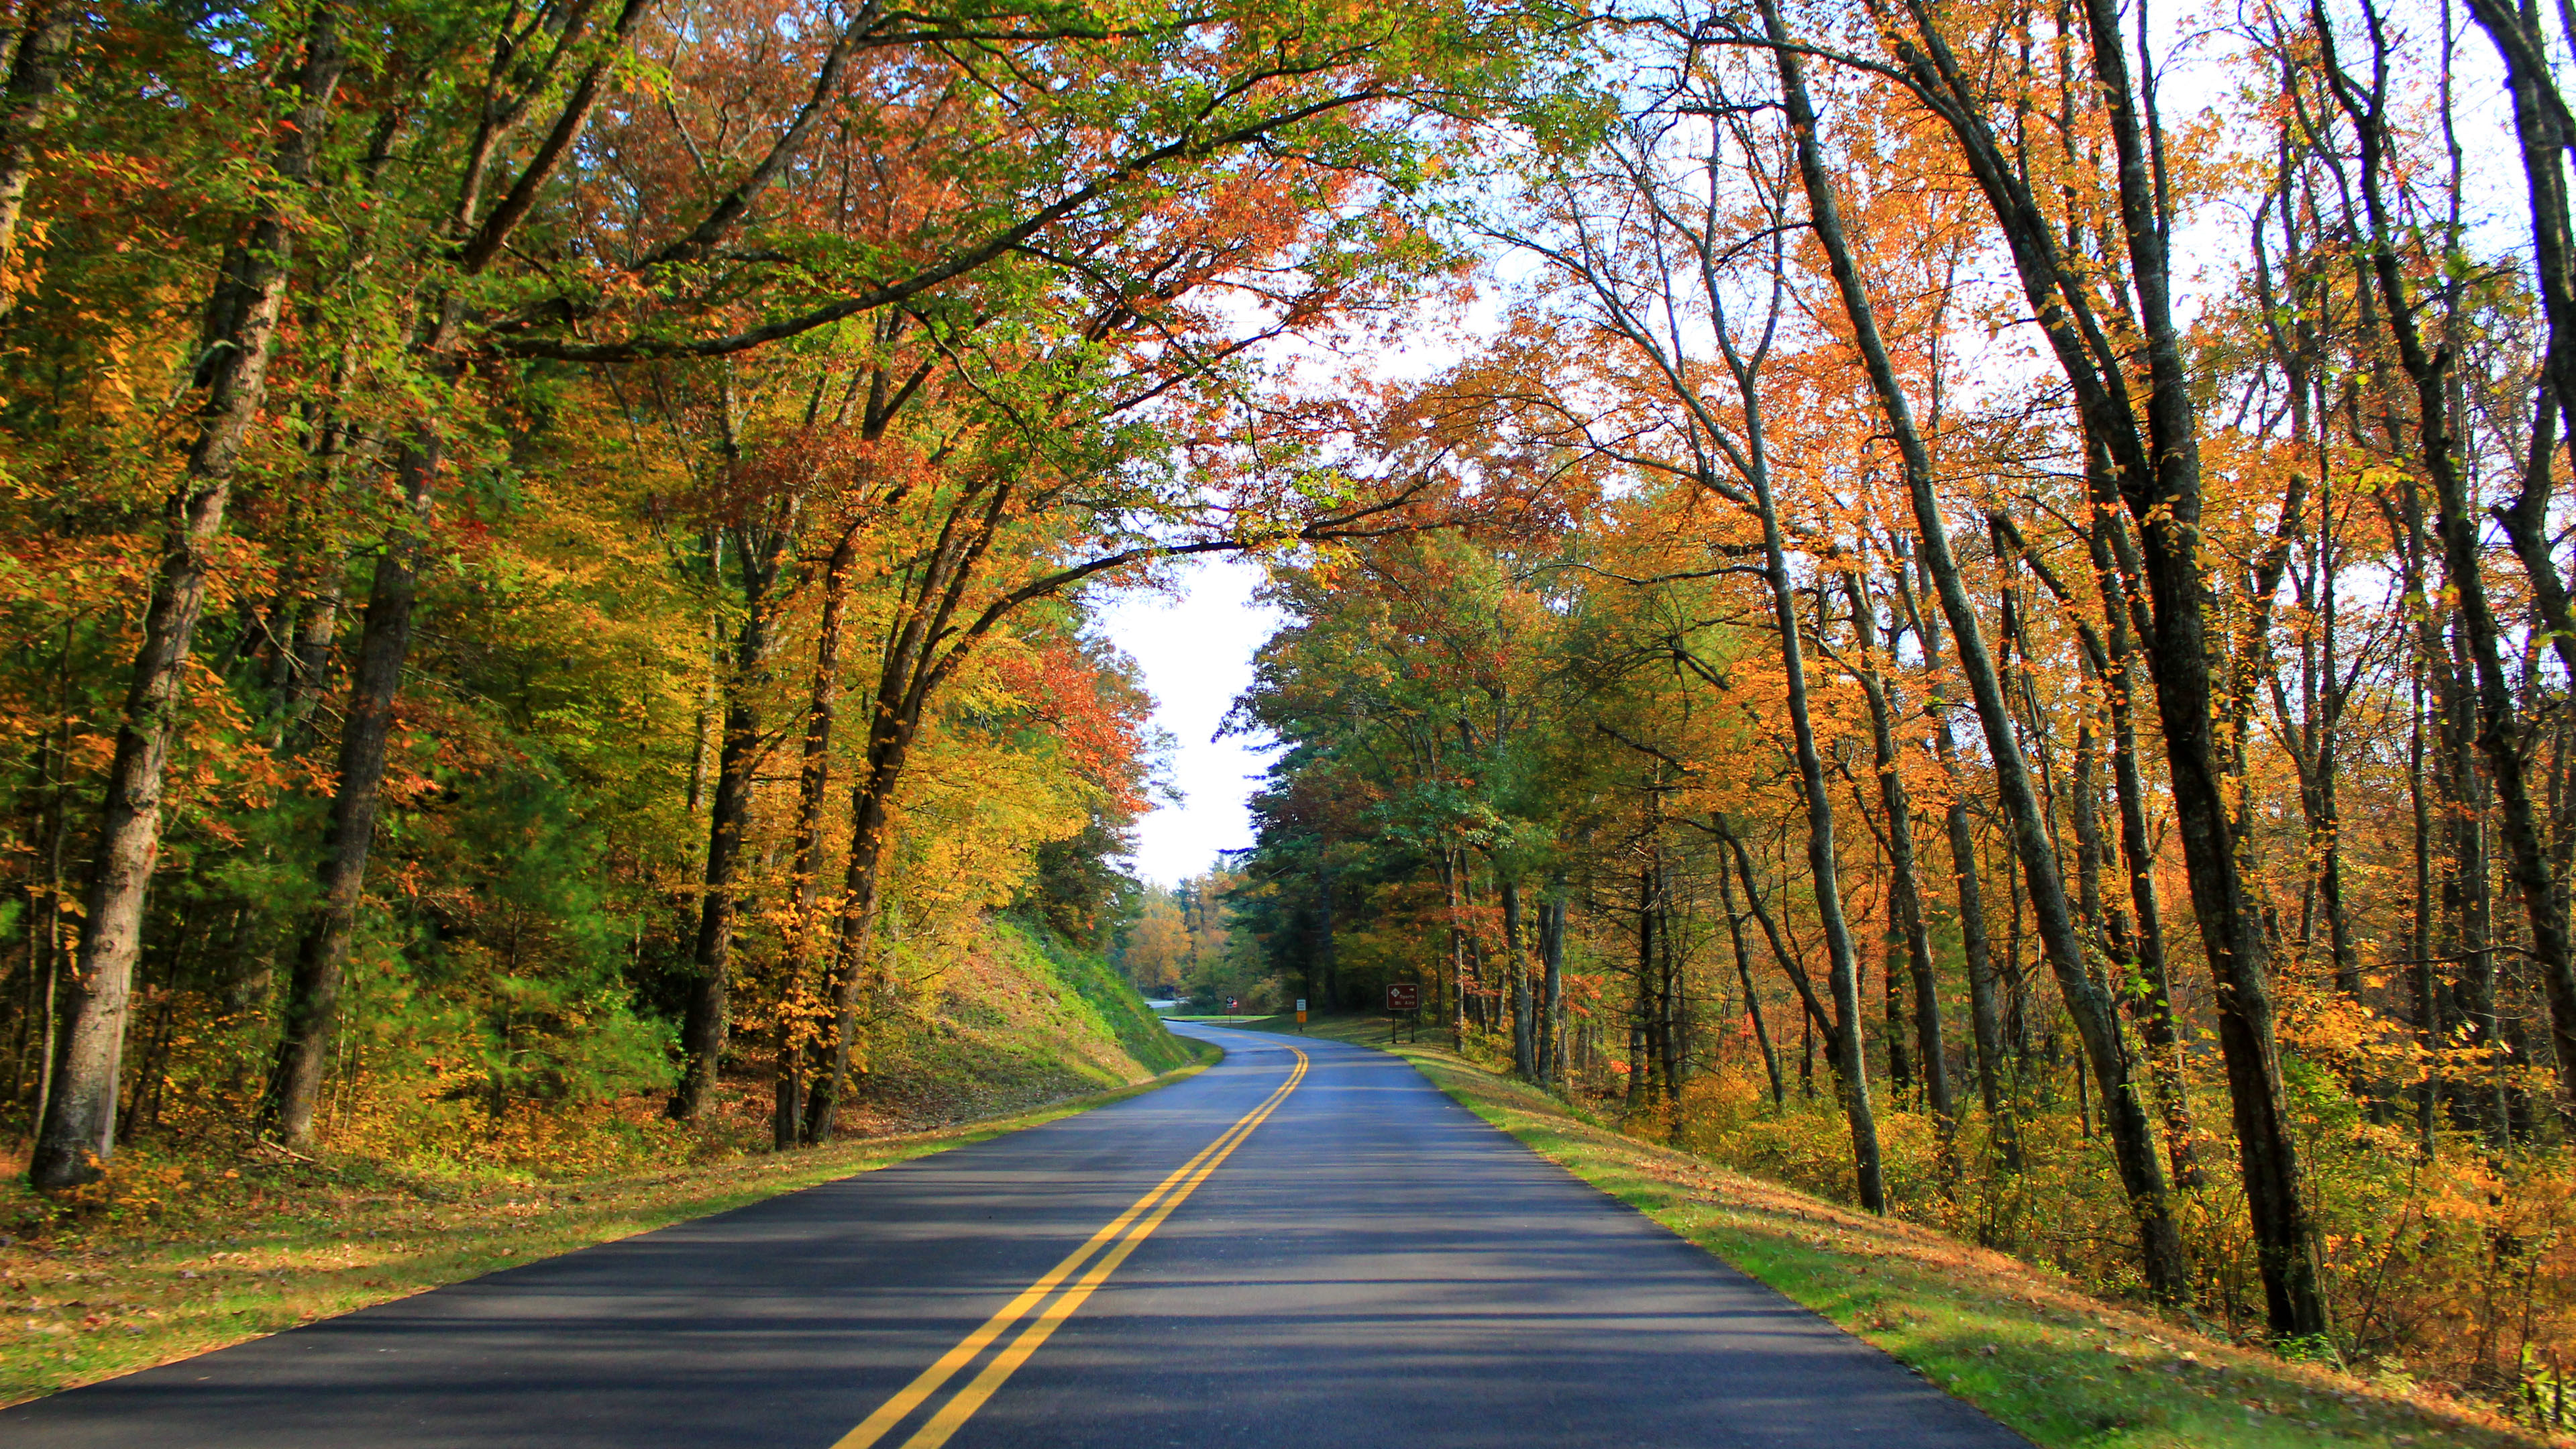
[2,1026,2027,1448]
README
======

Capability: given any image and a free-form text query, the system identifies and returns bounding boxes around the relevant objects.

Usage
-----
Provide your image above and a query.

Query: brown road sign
[1385,983,1420,1012]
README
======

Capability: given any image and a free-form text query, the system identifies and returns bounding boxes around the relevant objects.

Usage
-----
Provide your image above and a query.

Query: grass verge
[1242,1013,2544,1449]
[0,1040,1220,1409]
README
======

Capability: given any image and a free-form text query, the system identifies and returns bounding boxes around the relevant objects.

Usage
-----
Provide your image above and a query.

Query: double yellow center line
[831,1047,1308,1449]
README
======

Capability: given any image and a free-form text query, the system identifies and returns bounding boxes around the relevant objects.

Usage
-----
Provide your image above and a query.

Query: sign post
[1385,982,1420,1043]
[1295,998,1307,1033]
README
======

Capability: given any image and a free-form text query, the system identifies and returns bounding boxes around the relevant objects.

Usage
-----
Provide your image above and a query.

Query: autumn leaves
[0,0,1556,1186]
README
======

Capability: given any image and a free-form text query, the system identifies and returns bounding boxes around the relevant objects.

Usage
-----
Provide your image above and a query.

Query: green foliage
[400,767,676,1116]
[1006,919,1191,1075]
[1020,813,1146,953]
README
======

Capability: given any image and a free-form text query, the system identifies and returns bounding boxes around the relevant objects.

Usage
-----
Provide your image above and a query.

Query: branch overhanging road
[2,1026,2028,1447]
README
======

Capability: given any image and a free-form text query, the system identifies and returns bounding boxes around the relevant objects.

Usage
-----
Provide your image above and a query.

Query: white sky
[1097,557,1285,888]
[1085,233,1487,892]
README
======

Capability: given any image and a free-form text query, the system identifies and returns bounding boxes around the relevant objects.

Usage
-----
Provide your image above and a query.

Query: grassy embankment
[0,923,1206,1409]
[1235,1011,2549,1449]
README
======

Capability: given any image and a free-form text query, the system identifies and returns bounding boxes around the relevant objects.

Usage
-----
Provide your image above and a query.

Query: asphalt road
[2,1025,2028,1448]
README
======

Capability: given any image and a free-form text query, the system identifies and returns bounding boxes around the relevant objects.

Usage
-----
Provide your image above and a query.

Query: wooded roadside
[1242,1014,2547,1449]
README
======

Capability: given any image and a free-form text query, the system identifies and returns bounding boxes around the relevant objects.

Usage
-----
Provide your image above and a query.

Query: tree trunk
[1630,865,1658,1110]
[1905,563,2019,1172]
[2471,0,2576,690]
[255,0,653,1146]
[1732,413,1880,1208]
[2411,663,2439,1153]
[1718,858,1785,1108]
[269,573,342,745]
[1723,821,1873,1181]
[771,524,859,1148]
[2080,498,2204,1188]
[30,11,344,1189]
[1540,886,1565,1085]
[2321,2,2576,1124]
[1505,877,1534,1078]
[261,443,433,1145]
[1845,573,1956,1135]
[1658,863,1684,1098]
[2074,0,2326,1335]
[803,708,915,1144]
[671,535,787,1121]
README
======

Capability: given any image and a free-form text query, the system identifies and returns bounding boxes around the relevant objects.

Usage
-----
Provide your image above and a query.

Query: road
[2,1025,2027,1448]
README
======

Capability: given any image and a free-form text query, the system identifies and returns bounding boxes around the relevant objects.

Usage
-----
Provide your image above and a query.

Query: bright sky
[1097,557,1285,888]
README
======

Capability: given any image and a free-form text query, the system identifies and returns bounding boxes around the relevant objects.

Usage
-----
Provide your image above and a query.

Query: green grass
[1242,1014,2546,1449]
[0,1042,1221,1409]
[1004,922,1192,1076]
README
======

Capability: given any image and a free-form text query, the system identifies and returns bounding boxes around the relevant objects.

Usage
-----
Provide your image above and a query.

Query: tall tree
[32,10,347,1188]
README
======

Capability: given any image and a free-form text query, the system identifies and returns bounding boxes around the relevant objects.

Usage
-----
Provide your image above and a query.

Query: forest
[0,0,2567,1424]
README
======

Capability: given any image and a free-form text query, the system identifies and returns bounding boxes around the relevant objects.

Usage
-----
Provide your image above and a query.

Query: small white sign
[1295,999,1307,1012]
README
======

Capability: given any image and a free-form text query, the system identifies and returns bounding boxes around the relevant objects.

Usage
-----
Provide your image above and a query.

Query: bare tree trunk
[1718,858,1785,1108]
[1540,885,1566,1085]
[802,739,903,1145]
[1941,750,2017,1173]
[2470,0,2576,694]
[1903,563,2020,1173]
[1657,863,1683,1098]
[31,12,344,1189]
[804,505,987,1144]
[269,574,341,745]
[1815,0,2308,1320]
[2082,0,2325,1332]
[256,0,655,1144]
[1721,819,1876,1193]
[1733,417,1881,1207]
[1844,572,1957,1138]
[1629,866,1657,1113]
[2078,500,2204,1188]
[2335,30,2576,1116]
[686,541,722,816]
[2411,663,2439,1153]
[1505,877,1534,1078]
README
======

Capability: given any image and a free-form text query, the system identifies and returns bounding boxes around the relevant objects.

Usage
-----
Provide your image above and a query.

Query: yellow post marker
[1295,998,1307,1032]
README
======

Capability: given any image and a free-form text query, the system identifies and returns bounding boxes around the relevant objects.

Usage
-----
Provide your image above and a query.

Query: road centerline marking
[830,1044,1307,1449]
[898,1054,1304,1449]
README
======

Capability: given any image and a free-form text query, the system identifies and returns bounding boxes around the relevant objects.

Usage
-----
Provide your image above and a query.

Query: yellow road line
[831,1047,1307,1449]
[900,1052,1306,1449]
